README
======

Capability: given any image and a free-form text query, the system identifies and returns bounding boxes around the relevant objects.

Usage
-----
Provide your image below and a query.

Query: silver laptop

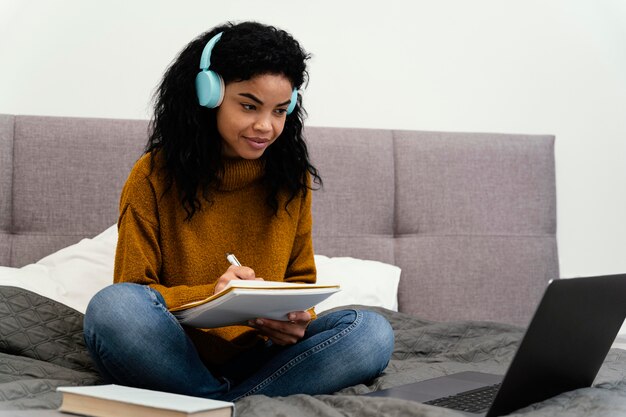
[367,274,626,416]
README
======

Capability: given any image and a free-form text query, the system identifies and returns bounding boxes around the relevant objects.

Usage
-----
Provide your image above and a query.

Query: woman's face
[216,73,293,159]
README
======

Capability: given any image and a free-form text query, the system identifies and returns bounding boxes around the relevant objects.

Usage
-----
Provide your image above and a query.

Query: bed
[1,114,624,416]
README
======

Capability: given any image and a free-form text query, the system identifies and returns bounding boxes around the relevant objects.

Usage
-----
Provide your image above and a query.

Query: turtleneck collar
[218,158,265,191]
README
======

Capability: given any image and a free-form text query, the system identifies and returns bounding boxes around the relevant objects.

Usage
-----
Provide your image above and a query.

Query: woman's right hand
[213,265,263,294]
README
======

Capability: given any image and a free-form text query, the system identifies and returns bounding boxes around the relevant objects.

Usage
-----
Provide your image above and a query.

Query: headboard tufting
[0,114,558,325]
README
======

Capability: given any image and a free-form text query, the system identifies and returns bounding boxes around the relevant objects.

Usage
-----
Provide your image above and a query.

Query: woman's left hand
[248,310,311,346]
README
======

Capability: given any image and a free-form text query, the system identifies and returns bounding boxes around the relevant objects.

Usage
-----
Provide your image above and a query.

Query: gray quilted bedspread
[1,286,626,416]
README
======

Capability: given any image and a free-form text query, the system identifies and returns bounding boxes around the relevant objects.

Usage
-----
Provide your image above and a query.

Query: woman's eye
[242,103,255,111]
[274,108,288,116]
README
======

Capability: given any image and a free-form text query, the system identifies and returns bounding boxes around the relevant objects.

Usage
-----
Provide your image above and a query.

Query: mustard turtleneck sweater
[114,152,316,364]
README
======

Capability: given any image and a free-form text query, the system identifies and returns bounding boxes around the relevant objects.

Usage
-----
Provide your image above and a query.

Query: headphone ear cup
[286,88,298,115]
[195,70,225,108]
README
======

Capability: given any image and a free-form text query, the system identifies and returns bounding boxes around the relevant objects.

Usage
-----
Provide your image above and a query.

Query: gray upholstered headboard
[0,114,558,325]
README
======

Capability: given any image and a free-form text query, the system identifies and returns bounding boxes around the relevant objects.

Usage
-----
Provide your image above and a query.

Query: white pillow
[0,225,116,313]
[0,226,401,315]
[313,255,401,313]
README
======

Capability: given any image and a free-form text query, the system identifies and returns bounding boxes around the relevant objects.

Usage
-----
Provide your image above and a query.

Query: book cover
[57,384,233,417]
[170,280,340,328]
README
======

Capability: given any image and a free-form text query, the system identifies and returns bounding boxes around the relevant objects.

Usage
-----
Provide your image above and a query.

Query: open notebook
[170,280,340,328]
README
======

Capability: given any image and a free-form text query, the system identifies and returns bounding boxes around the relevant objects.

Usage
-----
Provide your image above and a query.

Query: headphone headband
[196,31,299,114]
[199,32,223,70]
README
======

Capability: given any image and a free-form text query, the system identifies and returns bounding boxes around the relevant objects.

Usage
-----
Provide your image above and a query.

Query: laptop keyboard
[424,383,501,413]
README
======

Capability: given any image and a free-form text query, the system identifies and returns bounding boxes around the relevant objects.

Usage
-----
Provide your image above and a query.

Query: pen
[226,253,242,267]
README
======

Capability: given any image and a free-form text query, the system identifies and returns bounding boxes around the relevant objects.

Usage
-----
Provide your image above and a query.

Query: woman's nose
[253,114,272,132]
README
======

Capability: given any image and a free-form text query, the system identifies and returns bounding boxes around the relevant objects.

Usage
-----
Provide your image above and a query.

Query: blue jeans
[83,283,394,401]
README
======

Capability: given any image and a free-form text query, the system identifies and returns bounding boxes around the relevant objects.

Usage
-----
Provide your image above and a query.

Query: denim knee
[358,310,395,375]
[84,283,170,349]
[319,309,394,380]
[83,283,227,395]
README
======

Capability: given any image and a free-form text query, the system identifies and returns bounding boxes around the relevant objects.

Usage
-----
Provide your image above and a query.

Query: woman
[84,21,394,402]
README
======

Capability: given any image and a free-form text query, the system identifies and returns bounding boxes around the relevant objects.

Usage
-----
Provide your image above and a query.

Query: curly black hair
[146,21,321,219]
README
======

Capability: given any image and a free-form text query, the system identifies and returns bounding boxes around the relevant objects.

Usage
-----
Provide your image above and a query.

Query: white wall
[1,0,625,279]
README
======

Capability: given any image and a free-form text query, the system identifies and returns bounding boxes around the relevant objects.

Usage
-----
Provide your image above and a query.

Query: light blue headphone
[195,32,299,115]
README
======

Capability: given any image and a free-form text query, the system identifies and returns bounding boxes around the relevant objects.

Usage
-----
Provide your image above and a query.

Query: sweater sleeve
[113,159,216,308]
[284,177,317,285]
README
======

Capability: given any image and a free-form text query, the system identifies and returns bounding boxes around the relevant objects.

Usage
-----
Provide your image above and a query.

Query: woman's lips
[244,137,270,150]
